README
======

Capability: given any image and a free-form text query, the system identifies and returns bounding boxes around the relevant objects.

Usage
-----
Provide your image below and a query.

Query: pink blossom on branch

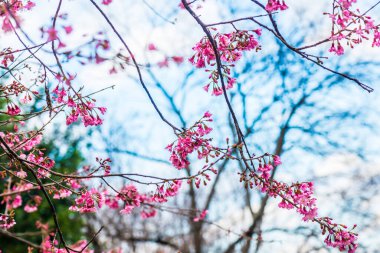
[166,112,218,169]
[7,104,21,115]
[193,209,208,222]
[45,27,58,42]
[102,0,112,5]
[69,188,104,213]
[0,214,16,230]
[190,30,261,95]
[239,155,358,252]
[0,1,376,252]
[265,0,288,12]
[327,0,380,55]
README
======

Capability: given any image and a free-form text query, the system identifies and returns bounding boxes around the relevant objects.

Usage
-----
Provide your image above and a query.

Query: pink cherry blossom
[7,104,21,115]
[166,113,216,169]
[0,214,16,230]
[265,0,288,12]
[190,30,260,95]
[63,25,73,34]
[24,204,38,213]
[102,0,112,5]
[45,27,58,41]
[193,209,208,222]
[69,189,104,213]
[273,155,281,166]
[147,43,157,51]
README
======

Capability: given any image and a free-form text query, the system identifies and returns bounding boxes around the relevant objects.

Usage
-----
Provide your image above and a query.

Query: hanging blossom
[0,131,55,179]
[51,74,107,127]
[24,195,42,213]
[265,0,288,12]
[36,222,93,252]
[2,183,34,211]
[153,180,182,203]
[69,181,182,219]
[193,209,208,222]
[190,166,218,189]
[190,30,261,96]
[7,104,21,115]
[327,0,380,55]
[5,194,22,209]
[0,131,41,151]
[53,189,72,199]
[323,220,358,253]
[41,236,93,253]
[0,1,36,33]
[117,181,182,217]
[1,183,36,215]
[0,80,35,116]
[0,214,16,230]
[166,111,219,169]
[69,188,104,213]
[102,0,113,5]
[41,236,121,253]
[95,157,112,175]
[1,49,15,67]
[239,154,358,253]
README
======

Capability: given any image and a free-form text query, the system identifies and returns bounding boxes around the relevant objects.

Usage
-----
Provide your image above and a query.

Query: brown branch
[89,0,180,132]
[0,229,42,249]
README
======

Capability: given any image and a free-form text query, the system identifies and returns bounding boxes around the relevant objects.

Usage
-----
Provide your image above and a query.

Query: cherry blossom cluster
[192,166,218,189]
[322,219,358,253]
[1,182,34,210]
[62,159,181,217]
[277,182,318,221]
[0,1,373,252]
[265,0,288,12]
[2,183,36,211]
[112,181,182,218]
[0,131,56,178]
[4,191,42,214]
[0,48,15,67]
[41,236,93,253]
[327,0,380,55]
[42,23,74,50]
[0,213,16,229]
[166,111,217,169]
[153,180,182,203]
[238,154,358,252]
[257,154,281,180]
[69,188,103,213]
[39,1,115,66]
[190,30,261,96]
[41,236,121,253]
[0,131,55,218]
[6,103,21,116]
[69,181,182,219]
[95,157,112,175]
[34,221,97,252]
[93,39,111,63]
[42,22,114,66]
[0,79,38,116]
[51,74,107,127]
[0,0,36,33]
